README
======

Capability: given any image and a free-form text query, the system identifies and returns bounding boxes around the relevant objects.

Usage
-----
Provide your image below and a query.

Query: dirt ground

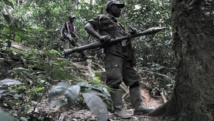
[30,101,175,121]
[29,87,175,121]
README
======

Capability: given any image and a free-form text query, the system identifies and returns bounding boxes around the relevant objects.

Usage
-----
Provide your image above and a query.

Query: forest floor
[5,43,175,121]
[30,87,175,121]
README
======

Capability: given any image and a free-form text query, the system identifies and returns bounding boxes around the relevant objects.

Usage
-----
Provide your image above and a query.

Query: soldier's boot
[110,89,132,119]
[129,85,154,115]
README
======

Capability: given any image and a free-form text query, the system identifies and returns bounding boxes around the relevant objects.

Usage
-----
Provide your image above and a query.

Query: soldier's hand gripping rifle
[64,27,166,56]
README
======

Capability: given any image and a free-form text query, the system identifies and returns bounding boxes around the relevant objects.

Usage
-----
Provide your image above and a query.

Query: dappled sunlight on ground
[140,87,164,109]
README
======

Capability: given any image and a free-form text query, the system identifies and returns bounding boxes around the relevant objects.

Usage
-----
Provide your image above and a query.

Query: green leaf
[82,92,108,121]
[0,108,15,121]
[3,14,11,25]
[49,100,66,108]
[48,83,81,110]
[0,23,5,30]
[0,79,22,87]
[3,0,14,8]
[64,85,80,105]
[33,87,44,92]
[85,90,110,101]
[0,90,7,98]
[49,82,70,100]
[77,82,102,91]
[14,27,27,39]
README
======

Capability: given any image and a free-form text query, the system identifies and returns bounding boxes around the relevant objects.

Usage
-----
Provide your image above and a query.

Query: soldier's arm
[60,24,66,38]
[85,23,111,42]
[70,31,77,38]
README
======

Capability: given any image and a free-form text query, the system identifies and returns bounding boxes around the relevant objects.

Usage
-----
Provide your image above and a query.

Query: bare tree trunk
[166,0,214,121]
[149,0,214,120]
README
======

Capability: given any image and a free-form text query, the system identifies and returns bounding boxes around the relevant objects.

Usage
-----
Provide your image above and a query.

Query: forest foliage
[0,0,172,120]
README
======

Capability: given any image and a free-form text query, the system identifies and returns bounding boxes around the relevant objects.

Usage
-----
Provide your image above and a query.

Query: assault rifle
[64,27,166,56]
[62,22,77,41]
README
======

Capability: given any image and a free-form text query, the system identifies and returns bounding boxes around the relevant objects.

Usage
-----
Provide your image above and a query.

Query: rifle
[64,27,166,56]
[63,22,90,60]
[64,22,76,40]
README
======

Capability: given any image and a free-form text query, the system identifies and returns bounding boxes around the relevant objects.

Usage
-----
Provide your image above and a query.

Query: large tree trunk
[165,0,214,121]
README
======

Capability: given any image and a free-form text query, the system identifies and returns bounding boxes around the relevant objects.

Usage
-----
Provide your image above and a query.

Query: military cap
[106,0,125,10]
[68,14,76,19]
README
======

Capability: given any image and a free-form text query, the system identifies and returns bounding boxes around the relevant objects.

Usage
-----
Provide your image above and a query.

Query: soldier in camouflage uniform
[60,15,78,49]
[61,15,89,59]
[85,0,153,118]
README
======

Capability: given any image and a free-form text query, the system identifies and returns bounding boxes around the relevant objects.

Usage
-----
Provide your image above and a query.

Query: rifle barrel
[64,27,166,56]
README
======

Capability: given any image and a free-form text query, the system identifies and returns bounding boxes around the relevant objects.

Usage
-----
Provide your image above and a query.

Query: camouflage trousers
[104,54,141,87]
[63,38,73,50]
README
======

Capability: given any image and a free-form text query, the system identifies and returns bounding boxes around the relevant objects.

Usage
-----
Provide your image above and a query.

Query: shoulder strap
[65,22,70,33]
[117,22,125,30]
[98,14,106,27]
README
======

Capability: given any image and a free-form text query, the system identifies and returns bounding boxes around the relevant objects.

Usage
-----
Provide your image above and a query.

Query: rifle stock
[64,27,166,56]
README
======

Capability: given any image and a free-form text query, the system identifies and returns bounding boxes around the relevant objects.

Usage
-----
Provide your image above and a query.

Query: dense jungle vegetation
[0,0,173,120]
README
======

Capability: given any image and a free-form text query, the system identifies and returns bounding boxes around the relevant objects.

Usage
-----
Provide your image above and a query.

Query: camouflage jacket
[88,14,136,65]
